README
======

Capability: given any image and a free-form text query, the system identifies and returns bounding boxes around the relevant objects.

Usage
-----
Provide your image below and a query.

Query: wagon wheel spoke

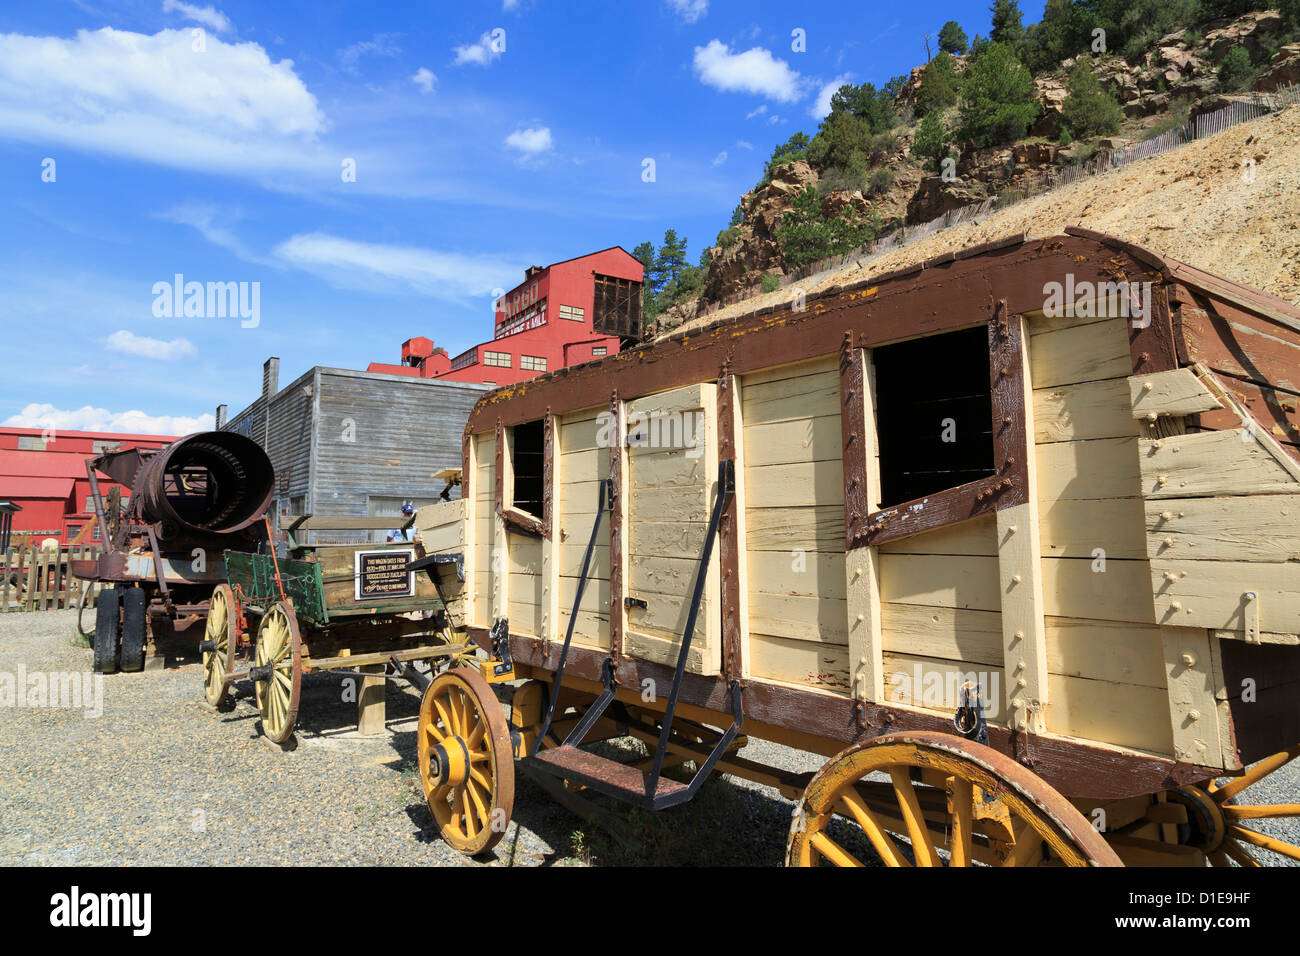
[1227,825,1300,862]
[1210,744,1300,802]
[889,768,943,866]
[836,788,911,867]
[1223,803,1300,821]
[809,831,864,867]
[1223,840,1262,867]
[948,775,974,867]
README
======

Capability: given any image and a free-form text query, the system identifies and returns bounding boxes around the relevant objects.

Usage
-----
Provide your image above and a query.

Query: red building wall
[0,428,175,545]
[366,246,644,388]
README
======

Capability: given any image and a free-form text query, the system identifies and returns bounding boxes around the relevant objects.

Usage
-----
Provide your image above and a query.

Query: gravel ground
[1,609,1296,866]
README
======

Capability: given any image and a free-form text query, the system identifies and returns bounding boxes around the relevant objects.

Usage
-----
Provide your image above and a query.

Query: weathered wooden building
[220,358,489,542]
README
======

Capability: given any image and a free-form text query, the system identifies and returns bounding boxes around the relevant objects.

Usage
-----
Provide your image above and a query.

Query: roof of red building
[0,450,99,479]
[0,426,177,442]
[0,477,75,499]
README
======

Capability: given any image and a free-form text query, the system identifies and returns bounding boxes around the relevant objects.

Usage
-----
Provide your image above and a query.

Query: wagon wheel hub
[427,736,471,789]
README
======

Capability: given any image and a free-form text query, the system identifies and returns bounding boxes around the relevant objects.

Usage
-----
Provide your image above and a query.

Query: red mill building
[366,246,644,387]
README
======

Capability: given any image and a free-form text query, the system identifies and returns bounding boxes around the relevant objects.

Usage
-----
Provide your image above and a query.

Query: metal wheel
[1182,744,1300,866]
[253,602,302,744]
[202,584,237,708]
[417,667,515,856]
[786,730,1122,867]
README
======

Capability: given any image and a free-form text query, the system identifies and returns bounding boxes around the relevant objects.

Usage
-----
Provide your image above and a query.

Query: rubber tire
[93,587,121,674]
[120,588,147,672]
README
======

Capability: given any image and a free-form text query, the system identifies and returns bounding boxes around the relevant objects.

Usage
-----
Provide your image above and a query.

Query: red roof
[0,426,178,442]
[0,450,94,479]
[0,477,75,499]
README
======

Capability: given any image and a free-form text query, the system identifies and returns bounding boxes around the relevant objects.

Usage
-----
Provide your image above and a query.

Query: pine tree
[958,41,1039,147]
[938,20,969,55]
[655,229,689,294]
[989,0,1026,49]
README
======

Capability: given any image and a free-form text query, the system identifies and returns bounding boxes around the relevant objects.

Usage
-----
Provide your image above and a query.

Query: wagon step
[531,746,688,809]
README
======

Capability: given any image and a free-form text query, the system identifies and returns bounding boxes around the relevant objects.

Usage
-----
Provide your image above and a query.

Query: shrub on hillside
[915,52,961,116]
[1218,45,1254,92]
[911,110,954,171]
[1062,57,1122,138]
[957,42,1040,147]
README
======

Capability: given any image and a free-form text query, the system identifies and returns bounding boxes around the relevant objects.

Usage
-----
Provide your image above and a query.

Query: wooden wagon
[200,530,470,743]
[409,229,1300,865]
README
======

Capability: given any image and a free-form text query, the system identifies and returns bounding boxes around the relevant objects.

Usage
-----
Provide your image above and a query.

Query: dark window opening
[873,325,995,508]
[510,419,545,517]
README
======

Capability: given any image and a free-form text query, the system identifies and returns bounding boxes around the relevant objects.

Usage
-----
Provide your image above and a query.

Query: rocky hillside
[662,8,1300,328]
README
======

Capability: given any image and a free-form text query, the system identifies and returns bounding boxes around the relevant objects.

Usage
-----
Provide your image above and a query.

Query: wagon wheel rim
[786,730,1122,867]
[1199,743,1300,866]
[417,667,514,856]
[253,602,301,744]
[202,584,236,707]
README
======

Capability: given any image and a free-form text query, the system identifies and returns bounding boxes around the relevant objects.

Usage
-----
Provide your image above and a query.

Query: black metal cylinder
[135,431,274,538]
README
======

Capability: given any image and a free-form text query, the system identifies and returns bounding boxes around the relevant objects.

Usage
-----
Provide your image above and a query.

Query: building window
[558,304,585,322]
[592,347,607,357]
[520,355,547,372]
[92,440,121,454]
[450,347,478,371]
[484,351,512,368]
[873,325,995,508]
[510,420,545,517]
[17,436,46,450]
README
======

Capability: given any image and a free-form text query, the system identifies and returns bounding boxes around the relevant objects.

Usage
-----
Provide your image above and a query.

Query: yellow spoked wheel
[417,667,514,856]
[787,731,1122,867]
[252,602,302,744]
[1182,744,1300,866]
[202,584,237,708]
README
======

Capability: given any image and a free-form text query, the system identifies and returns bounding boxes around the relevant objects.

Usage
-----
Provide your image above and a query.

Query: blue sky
[0,0,1045,434]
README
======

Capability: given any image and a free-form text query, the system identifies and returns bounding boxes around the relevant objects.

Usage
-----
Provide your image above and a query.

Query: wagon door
[622,383,721,675]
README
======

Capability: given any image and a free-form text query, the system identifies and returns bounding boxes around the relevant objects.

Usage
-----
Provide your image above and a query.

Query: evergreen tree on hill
[957,41,1039,147]
[990,0,1026,50]
[938,20,969,55]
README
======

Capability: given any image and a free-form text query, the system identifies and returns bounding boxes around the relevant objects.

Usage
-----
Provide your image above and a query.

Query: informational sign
[354,548,415,600]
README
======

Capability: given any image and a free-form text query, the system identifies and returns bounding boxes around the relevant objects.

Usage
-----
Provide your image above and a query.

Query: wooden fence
[1,536,105,613]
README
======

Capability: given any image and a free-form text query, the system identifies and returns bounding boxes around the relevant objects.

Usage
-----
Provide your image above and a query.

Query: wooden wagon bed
[412,229,1300,865]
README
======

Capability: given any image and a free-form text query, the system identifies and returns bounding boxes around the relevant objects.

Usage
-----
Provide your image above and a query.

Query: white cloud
[453,32,503,67]
[0,28,327,177]
[161,0,231,33]
[735,139,754,150]
[745,104,767,119]
[4,403,214,436]
[711,150,727,166]
[340,33,401,75]
[693,40,804,103]
[503,0,521,8]
[768,115,783,124]
[411,67,437,94]
[157,201,253,259]
[667,0,708,23]
[810,74,853,119]
[273,233,515,300]
[104,330,198,361]
[505,126,553,154]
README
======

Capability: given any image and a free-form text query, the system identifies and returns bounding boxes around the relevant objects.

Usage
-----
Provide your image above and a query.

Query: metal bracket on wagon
[479,617,515,683]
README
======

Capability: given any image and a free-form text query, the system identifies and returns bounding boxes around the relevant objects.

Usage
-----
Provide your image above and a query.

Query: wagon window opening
[872,325,995,508]
[509,419,545,518]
